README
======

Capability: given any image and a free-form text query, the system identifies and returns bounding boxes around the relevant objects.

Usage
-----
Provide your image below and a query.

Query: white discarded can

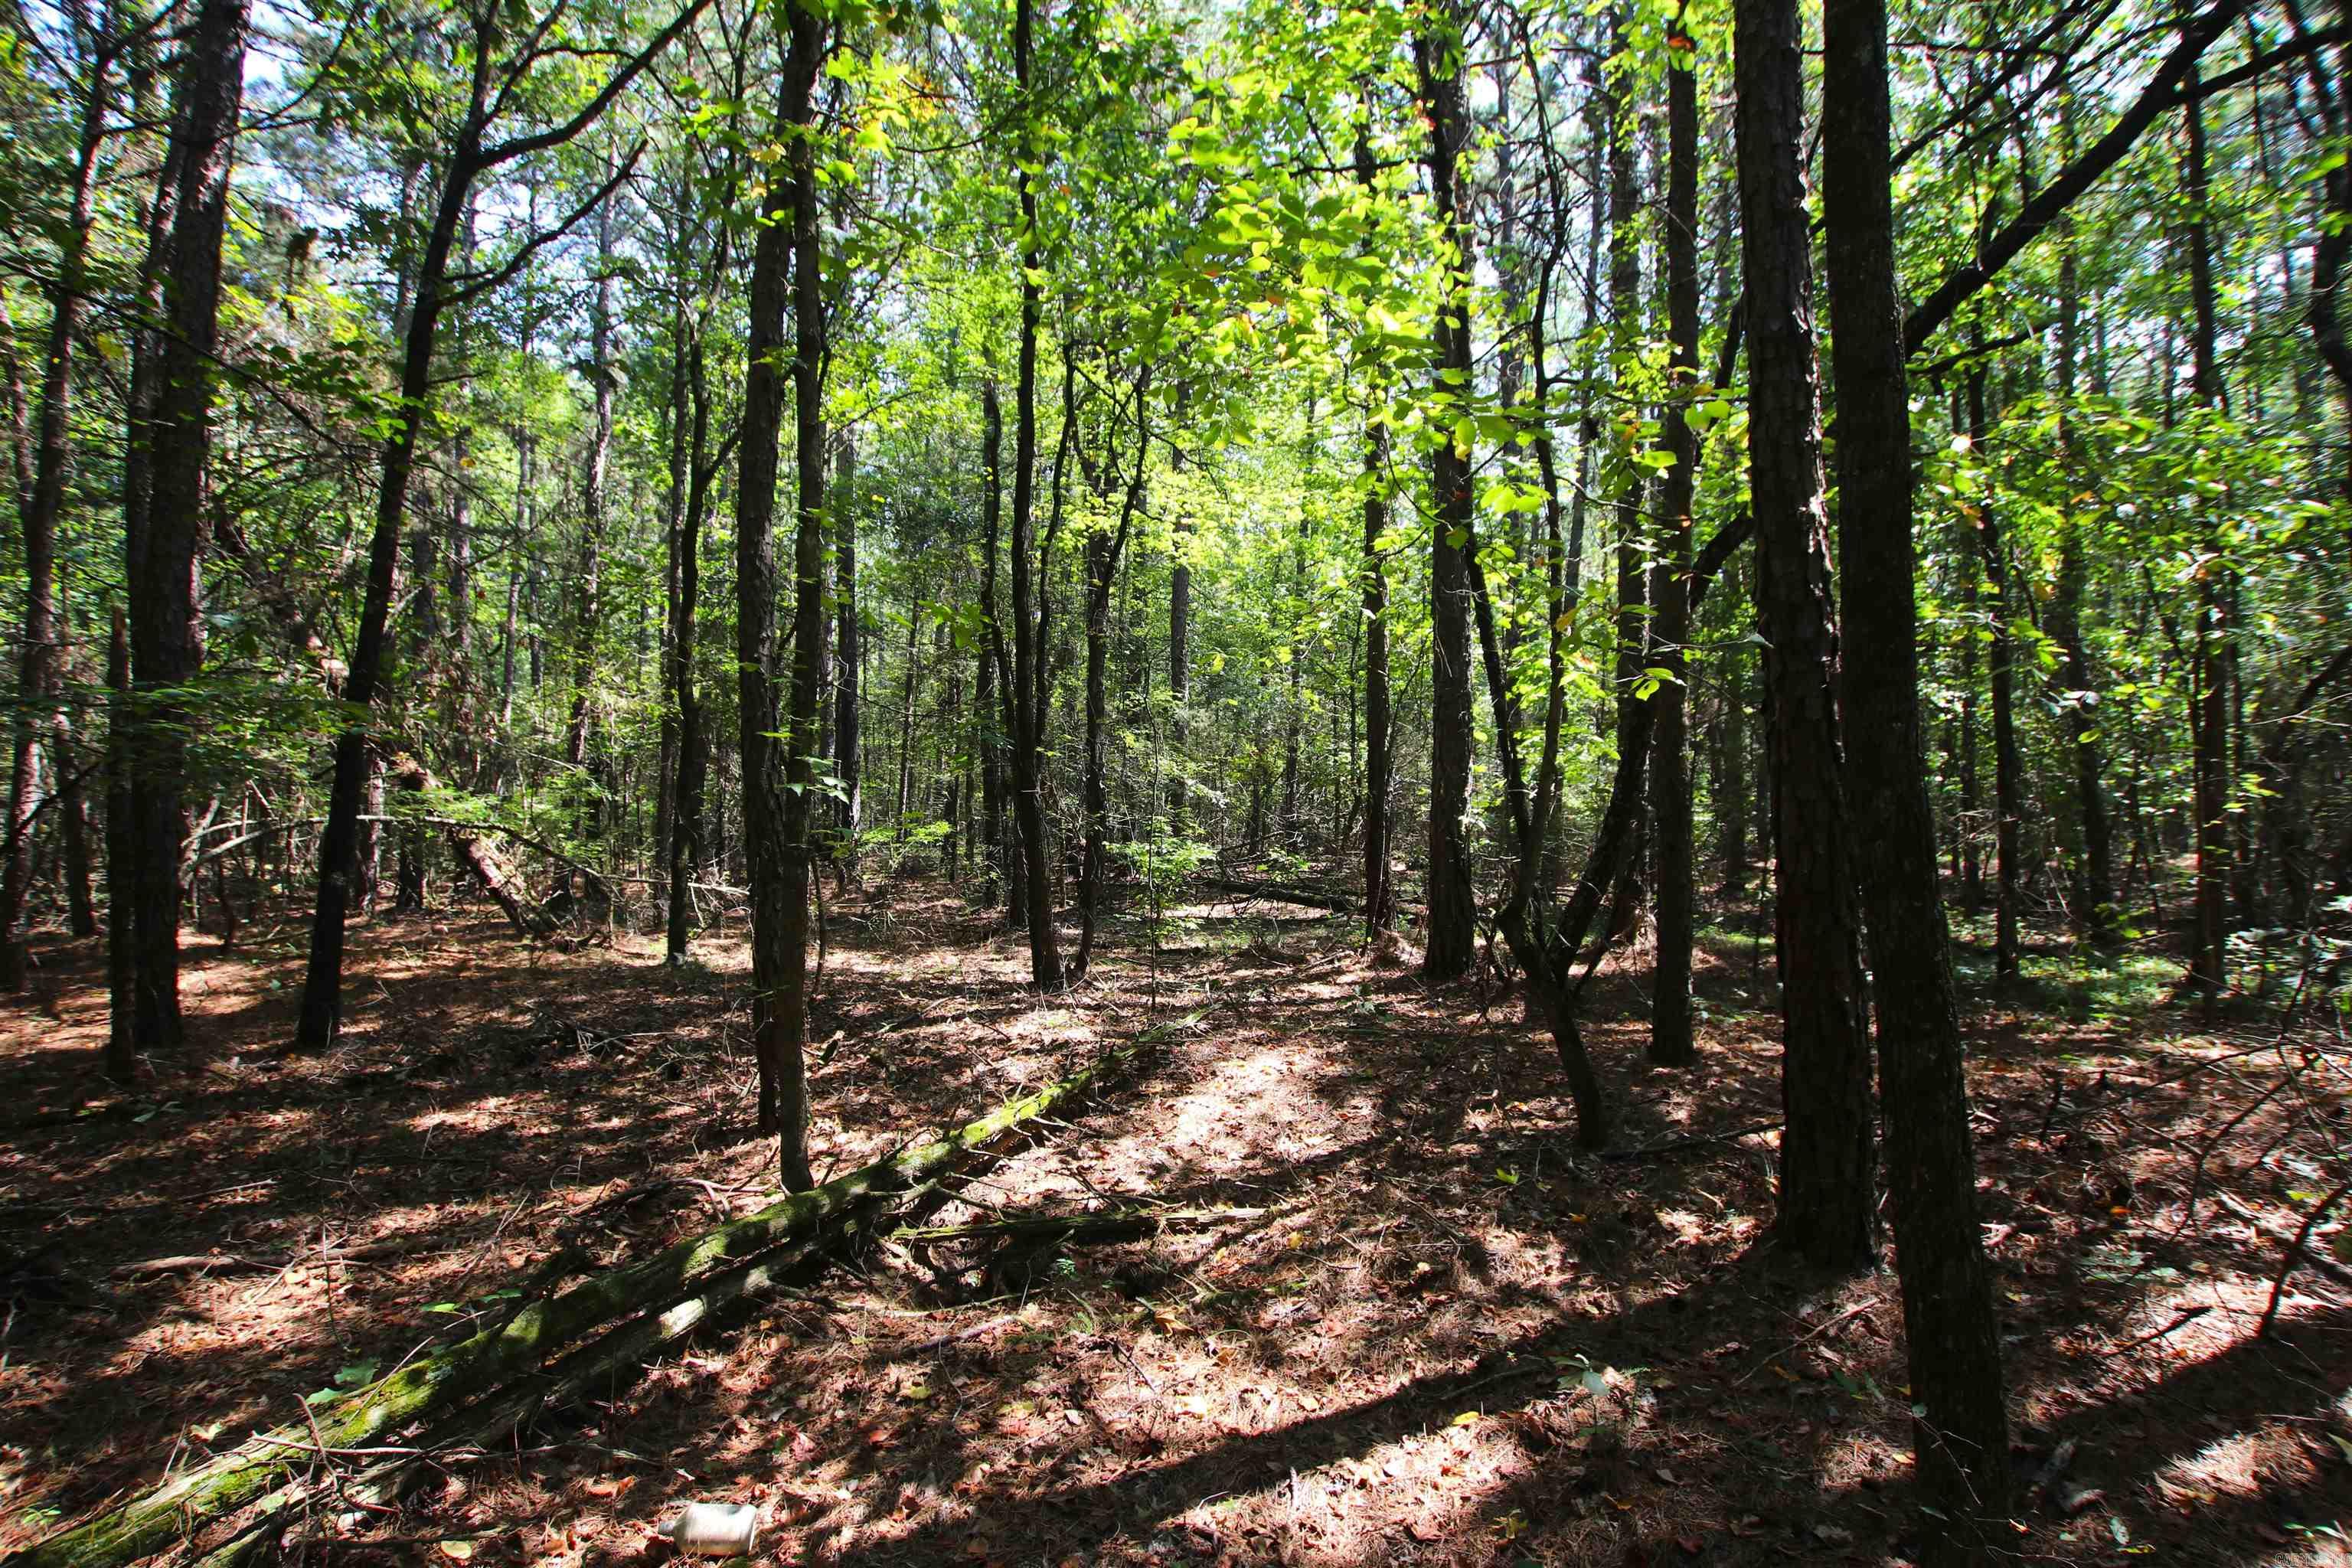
[664,1501,761,1557]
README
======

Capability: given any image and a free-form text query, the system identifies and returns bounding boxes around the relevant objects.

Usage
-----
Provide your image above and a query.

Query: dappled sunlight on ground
[2,879,2347,1566]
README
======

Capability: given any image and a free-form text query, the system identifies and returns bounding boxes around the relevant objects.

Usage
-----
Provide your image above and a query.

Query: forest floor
[1,874,2348,1567]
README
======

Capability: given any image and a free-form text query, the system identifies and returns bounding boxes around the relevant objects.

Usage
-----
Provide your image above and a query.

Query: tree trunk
[1416,5,1478,983]
[1361,412,1393,935]
[737,37,818,1186]
[1732,0,1877,1269]
[1647,2,1700,1067]
[1602,23,1649,946]
[103,607,134,1083]
[667,334,714,962]
[981,383,1016,921]
[1821,0,2014,1540]
[1965,364,2022,985]
[769,0,828,1191]
[130,0,250,1054]
[565,200,617,781]
[1716,579,1752,899]
[2184,64,2231,1009]
[834,433,863,881]
[1073,373,1152,981]
[296,139,468,1044]
[1001,0,1064,991]
[0,40,110,988]
[2050,164,2118,945]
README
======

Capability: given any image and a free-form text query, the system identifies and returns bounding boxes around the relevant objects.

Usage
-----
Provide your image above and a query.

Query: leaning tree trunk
[1821,0,2014,1543]
[1733,0,1877,1270]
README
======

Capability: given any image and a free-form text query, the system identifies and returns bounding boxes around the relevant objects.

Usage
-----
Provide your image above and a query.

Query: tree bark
[103,606,133,1083]
[834,433,863,881]
[1647,0,1701,1067]
[2050,172,2118,945]
[1361,411,1393,936]
[1072,372,1152,981]
[1965,364,2022,985]
[769,0,828,1191]
[2183,64,2231,1009]
[1733,0,1877,1269]
[129,0,250,1054]
[736,31,818,1187]
[1821,0,2013,1538]
[667,330,714,962]
[980,383,1014,918]
[1001,0,1065,991]
[1416,3,1478,983]
[0,34,112,988]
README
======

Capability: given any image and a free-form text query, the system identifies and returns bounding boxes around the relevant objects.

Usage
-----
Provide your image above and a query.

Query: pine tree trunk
[834,434,863,881]
[1821,0,2013,1539]
[768,0,828,1192]
[737,35,816,1184]
[1416,5,1478,983]
[2051,178,2118,944]
[1966,365,2023,985]
[1003,0,1064,991]
[666,335,714,962]
[0,44,109,988]
[1732,0,1877,1269]
[103,607,134,1083]
[132,0,250,1053]
[1647,2,1701,1068]
[2184,65,2231,1008]
[1361,413,1393,935]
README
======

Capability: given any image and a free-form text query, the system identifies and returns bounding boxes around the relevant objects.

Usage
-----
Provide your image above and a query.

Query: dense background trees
[3,0,2350,1548]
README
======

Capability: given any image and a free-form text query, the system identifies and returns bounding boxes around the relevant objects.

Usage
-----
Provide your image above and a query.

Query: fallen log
[890,1205,1265,1246]
[182,1202,897,1568]
[1202,877,1357,915]
[110,1239,418,1280]
[384,756,554,939]
[10,1050,1129,1568]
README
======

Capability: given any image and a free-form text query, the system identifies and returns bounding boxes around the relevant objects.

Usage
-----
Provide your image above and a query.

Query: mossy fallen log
[183,1200,901,1568]
[10,1050,1128,1568]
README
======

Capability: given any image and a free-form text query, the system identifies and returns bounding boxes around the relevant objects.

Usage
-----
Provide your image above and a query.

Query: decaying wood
[890,1205,1264,1246]
[384,756,554,939]
[11,1048,1130,1568]
[1203,877,1357,914]
[109,1239,413,1280]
